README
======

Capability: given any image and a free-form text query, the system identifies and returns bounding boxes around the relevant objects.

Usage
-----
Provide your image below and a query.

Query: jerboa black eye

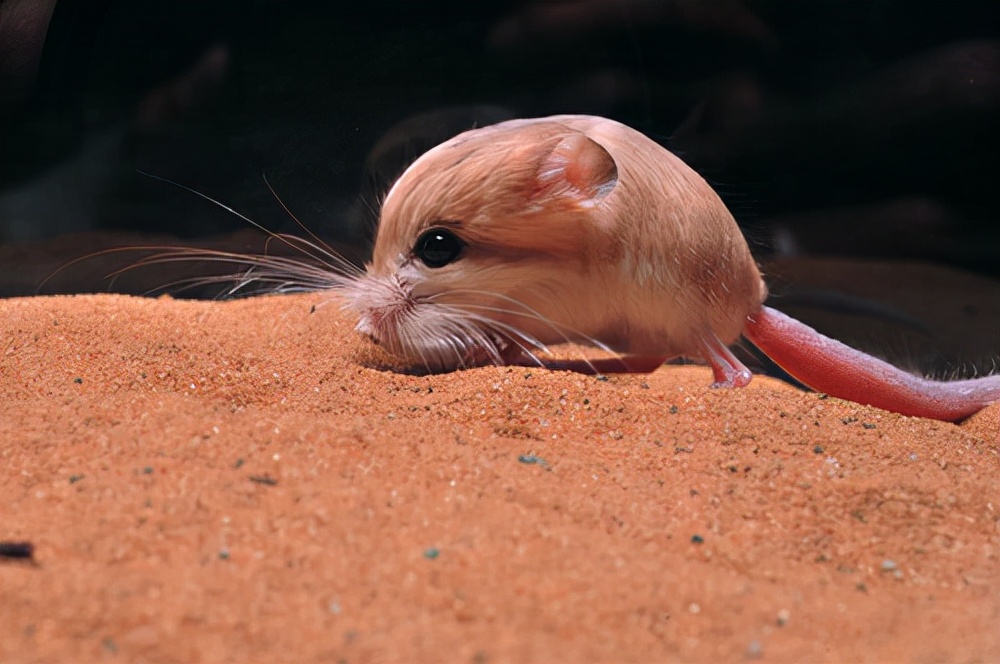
[413,227,465,268]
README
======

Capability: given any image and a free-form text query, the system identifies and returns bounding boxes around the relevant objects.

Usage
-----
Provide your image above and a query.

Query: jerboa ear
[462,129,619,257]
[533,133,618,208]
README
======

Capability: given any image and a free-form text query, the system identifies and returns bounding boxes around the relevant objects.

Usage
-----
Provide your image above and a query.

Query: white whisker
[428,288,618,354]
[136,171,356,274]
[106,246,358,297]
[445,309,546,357]
[260,173,360,270]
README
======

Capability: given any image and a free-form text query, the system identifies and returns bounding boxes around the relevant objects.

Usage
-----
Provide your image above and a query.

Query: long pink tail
[743,306,1000,422]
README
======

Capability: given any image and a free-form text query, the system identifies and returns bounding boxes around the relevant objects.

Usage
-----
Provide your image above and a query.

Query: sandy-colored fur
[359,115,767,368]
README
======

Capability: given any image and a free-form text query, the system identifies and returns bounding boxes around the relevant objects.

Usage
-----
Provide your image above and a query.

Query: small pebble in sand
[249,474,278,486]
[0,541,35,560]
[518,454,549,469]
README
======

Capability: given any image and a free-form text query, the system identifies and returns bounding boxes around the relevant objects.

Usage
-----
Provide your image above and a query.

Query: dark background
[1,0,998,297]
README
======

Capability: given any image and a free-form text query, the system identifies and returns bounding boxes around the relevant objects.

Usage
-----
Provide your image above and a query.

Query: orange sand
[2,292,998,663]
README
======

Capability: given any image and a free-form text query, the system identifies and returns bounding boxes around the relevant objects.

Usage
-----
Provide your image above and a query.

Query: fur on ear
[533,133,618,207]
[418,123,621,258]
